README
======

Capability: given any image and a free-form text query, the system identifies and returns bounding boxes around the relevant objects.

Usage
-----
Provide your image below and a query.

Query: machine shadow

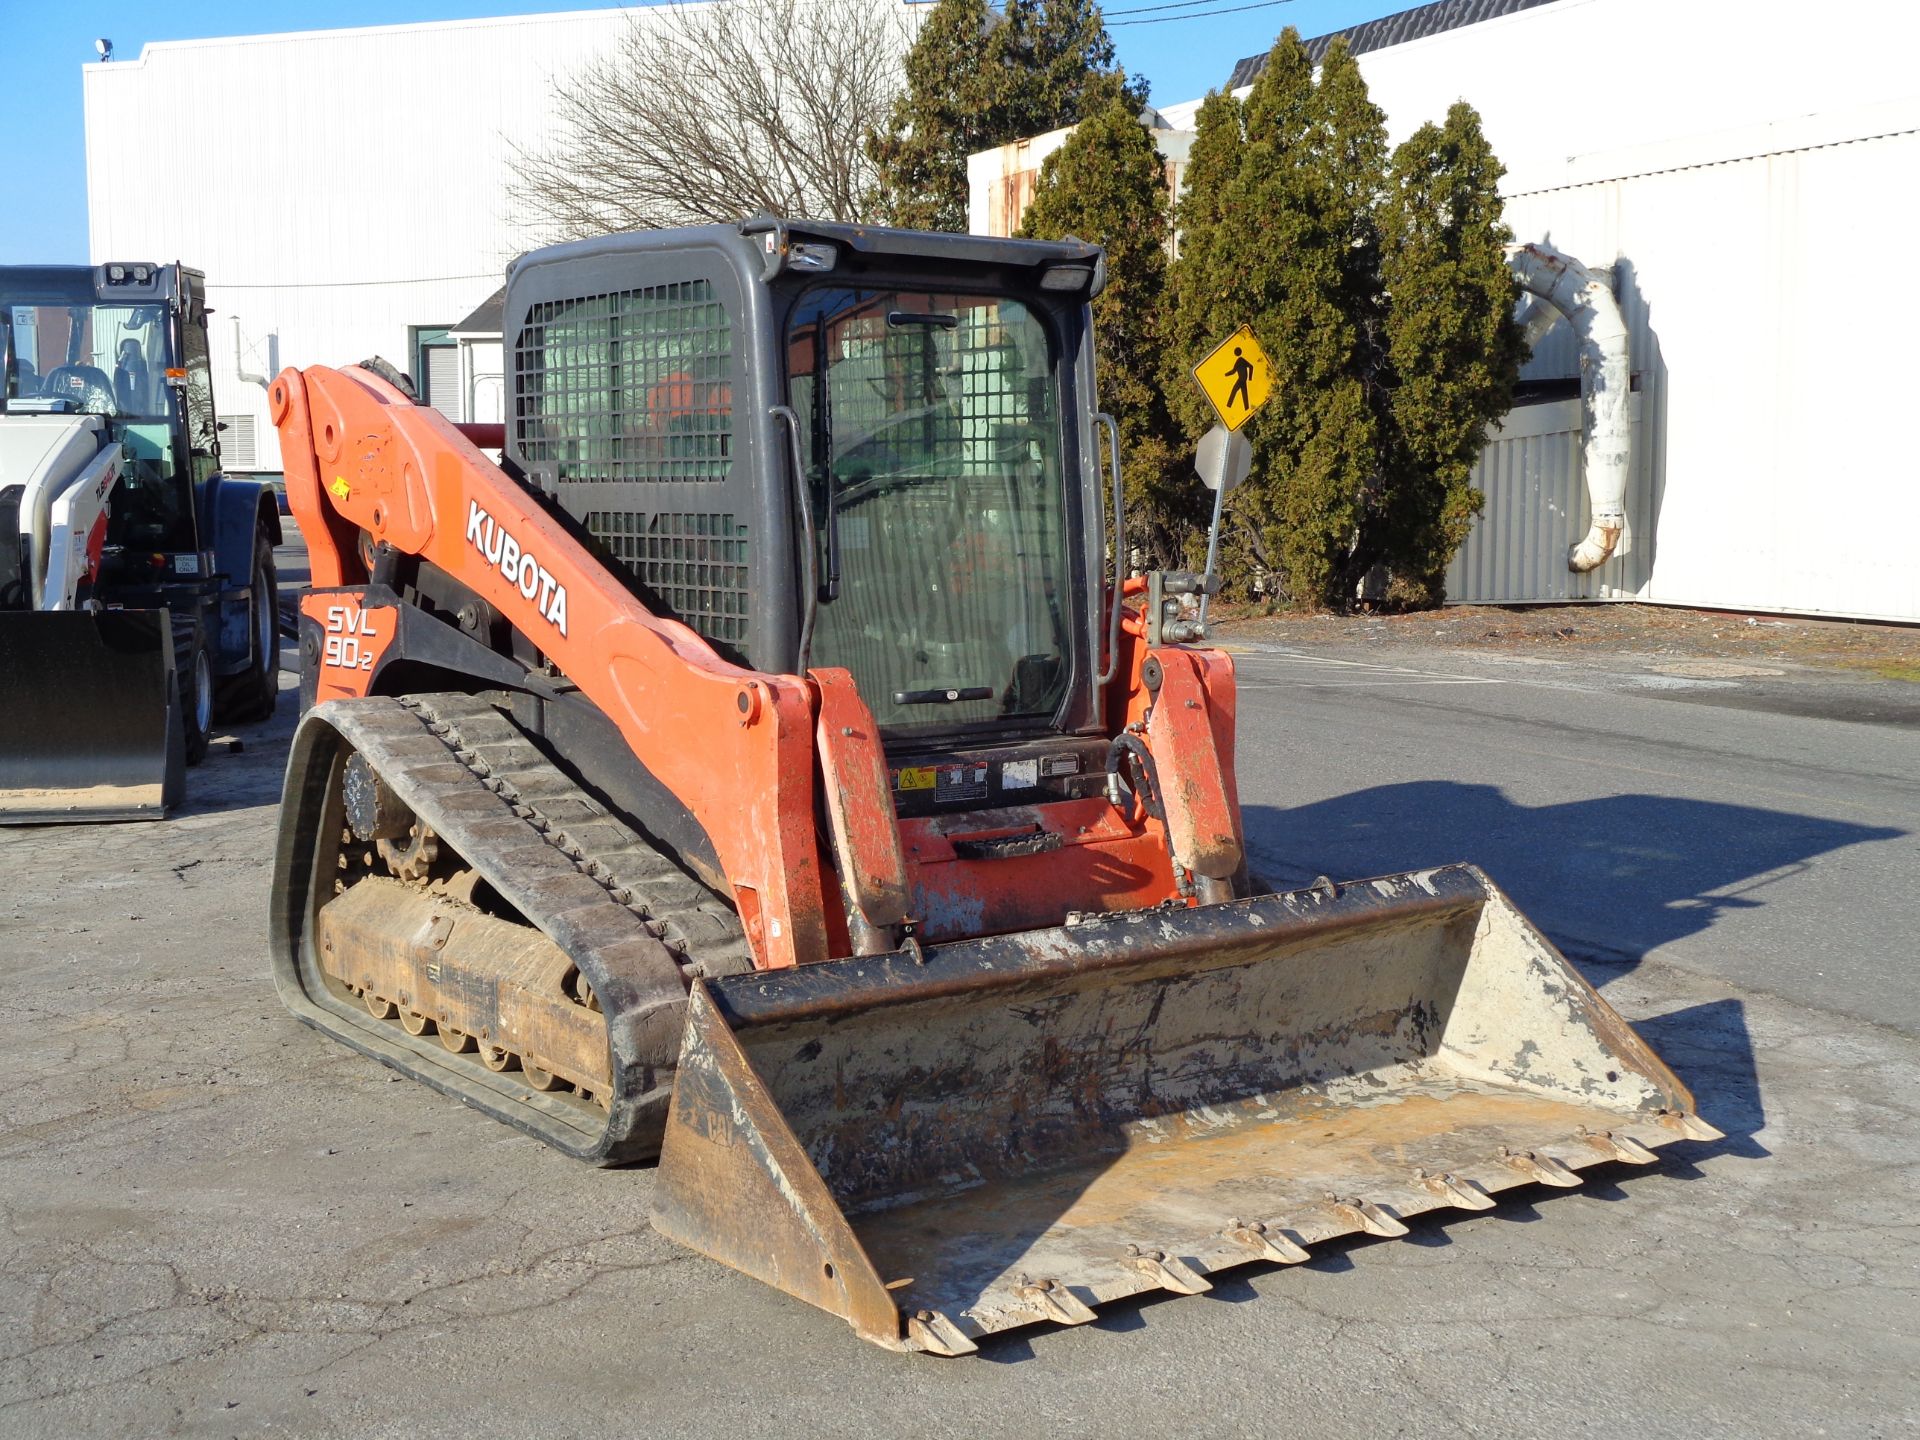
[168,665,302,820]
[1632,999,1767,1157]
[1240,785,1902,977]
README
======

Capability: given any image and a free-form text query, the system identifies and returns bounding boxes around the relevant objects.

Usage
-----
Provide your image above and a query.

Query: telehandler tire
[218,525,280,723]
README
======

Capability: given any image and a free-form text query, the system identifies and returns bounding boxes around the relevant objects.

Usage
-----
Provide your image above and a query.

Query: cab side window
[179,309,219,487]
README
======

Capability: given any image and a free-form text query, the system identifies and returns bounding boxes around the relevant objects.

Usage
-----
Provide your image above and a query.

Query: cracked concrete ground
[2,608,1917,1437]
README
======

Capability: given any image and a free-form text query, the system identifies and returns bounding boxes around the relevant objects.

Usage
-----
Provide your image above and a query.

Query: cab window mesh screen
[516,280,730,483]
[584,509,750,647]
[515,279,745,654]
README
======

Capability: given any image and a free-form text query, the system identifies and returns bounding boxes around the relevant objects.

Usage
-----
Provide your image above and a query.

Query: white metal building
[82,4,920,472]
[971,0,1920,623]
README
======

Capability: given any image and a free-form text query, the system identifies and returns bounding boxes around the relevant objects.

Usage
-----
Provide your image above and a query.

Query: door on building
[411,325,463,422]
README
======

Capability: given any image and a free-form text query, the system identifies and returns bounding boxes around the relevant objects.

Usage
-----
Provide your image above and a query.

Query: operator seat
[114,339,150,415]
[43,364,116,415]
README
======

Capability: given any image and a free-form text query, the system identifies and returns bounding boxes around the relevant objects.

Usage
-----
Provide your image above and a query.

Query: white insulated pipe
[233,316,269,390]
[1506,242,1632,573]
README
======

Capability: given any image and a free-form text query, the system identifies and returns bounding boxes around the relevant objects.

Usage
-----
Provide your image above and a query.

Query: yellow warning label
[329,476,352,500]
[1191,325,1274,432]
[895,766,936,792]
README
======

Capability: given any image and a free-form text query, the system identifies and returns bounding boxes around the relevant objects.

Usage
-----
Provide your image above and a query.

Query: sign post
[1189,326,1273,627]
[1193,424,1252,628]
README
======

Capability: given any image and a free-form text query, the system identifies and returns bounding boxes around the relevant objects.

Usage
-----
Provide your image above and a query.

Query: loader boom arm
[273,364,831,967]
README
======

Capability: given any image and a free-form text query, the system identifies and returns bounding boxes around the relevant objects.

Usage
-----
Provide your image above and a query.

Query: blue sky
[0,0,1403,263]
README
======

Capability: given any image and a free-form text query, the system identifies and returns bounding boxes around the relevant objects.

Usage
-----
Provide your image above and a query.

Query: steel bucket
[0,609,183,823]
[651,863,1717,1353]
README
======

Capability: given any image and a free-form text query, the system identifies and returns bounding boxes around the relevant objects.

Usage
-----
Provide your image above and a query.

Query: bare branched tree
[514,0,915,238]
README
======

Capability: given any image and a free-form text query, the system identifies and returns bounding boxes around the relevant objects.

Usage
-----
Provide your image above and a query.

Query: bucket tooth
[1498,1147,1582,1187]
[1125,1246,1212,1295]
[906,1310,979,1357]
[1415,1169,1497,1211]
[1576,1127,1659,1165]
[1660,1109,1724,1142]
[1224,1220,1311,1265]
[1327,1195,1410,1238]
[1014,1277,1097,1327]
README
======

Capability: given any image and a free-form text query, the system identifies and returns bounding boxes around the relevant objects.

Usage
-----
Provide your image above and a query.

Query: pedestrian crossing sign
[1192,324,1273,432]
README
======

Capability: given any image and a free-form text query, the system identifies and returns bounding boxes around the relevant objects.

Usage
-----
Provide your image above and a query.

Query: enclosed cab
[497,222,1126,937]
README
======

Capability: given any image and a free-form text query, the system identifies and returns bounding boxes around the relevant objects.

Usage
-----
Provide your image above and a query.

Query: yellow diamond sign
[1192,325,1273,432]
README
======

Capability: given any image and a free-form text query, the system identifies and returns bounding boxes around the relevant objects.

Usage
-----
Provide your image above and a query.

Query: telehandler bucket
[0,609,183,823]
[653,863,1717,1354]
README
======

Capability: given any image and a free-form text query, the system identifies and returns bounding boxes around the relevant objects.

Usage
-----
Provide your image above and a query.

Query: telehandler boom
[270,220,1715,1354]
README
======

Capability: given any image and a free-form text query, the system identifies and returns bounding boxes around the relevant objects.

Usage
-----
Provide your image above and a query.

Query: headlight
[787,242,839,273]
[1039,264,1094,292]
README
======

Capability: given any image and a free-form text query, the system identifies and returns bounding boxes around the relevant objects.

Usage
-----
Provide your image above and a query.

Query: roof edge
[1225,0,1564,91]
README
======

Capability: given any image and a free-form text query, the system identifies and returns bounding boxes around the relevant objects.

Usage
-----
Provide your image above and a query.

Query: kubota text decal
[467,500,569,636]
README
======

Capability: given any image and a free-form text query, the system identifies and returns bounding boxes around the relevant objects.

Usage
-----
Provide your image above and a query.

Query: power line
[1107,0,1289,17]
[1111,0,1295,24]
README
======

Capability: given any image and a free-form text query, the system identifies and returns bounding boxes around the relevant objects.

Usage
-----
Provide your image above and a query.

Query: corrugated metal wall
[1446,110,1920,621]
[1446,395,1650,603]
[1348,0,1920,621]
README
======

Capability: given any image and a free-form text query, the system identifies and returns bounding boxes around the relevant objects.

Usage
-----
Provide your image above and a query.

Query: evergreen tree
[867,0,1141,231]
[1223,30,1374,603]
[1378,103,1525,605]
[1294,37,1389,603]
[997,0,1142,138]
[1165,89,1244,445]
[864,0,998,231]
[1019,91,1195,566]
[1164,30,1520,609]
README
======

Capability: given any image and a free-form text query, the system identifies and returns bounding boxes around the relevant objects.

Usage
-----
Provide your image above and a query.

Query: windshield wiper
[893,686,994,706]
[809,325,840,603]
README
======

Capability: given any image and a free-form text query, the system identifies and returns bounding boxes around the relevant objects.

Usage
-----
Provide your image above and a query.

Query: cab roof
[0,264,193,306]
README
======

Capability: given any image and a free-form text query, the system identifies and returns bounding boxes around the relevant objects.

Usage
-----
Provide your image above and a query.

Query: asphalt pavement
[1229,643,1920,1034]
[0,619,1915,1438]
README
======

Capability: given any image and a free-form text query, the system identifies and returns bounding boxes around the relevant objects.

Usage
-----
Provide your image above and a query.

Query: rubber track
[402,692,752,980]
[273,693,747,1162]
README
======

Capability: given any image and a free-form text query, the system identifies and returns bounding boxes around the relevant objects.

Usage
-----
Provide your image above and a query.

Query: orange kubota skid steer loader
[268,220,1715,1355]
